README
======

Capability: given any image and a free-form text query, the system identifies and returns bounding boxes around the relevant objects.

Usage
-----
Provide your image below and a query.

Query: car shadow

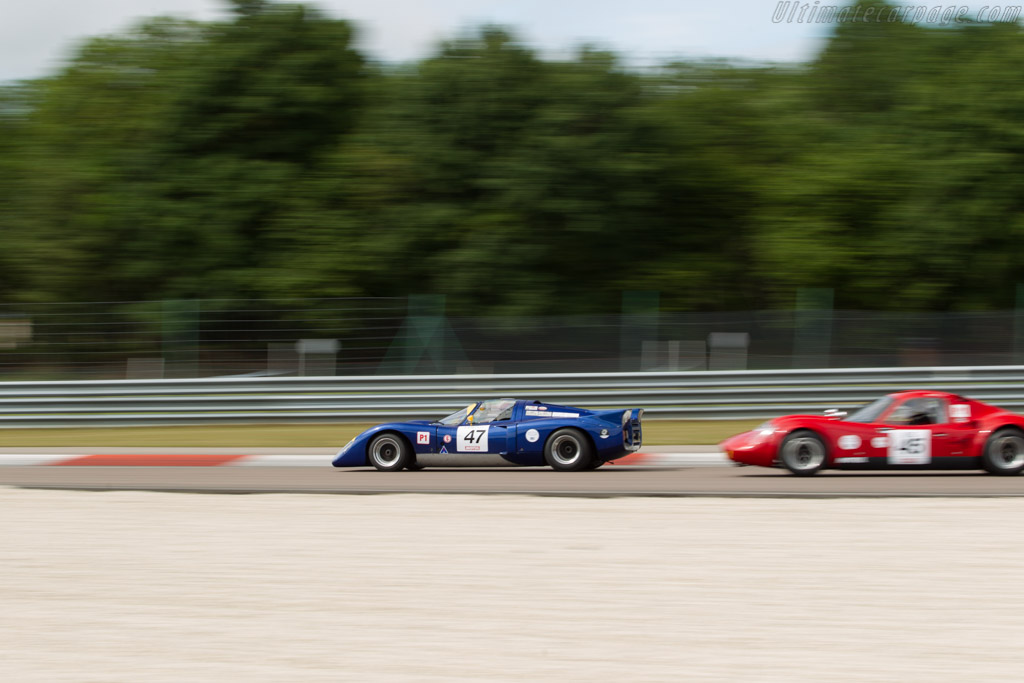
[741,471,991,478]
[337,467,670,474]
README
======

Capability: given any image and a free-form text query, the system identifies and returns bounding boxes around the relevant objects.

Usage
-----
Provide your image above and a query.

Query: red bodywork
[720,390,1024,471]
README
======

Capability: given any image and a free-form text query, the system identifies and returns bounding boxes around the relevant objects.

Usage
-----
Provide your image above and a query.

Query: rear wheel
[368,434,410,472]
[544,429,593,472]
[982,428,1024,475]
[779,430,827,476]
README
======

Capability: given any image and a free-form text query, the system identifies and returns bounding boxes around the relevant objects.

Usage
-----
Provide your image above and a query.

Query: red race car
[720,390,1024,476]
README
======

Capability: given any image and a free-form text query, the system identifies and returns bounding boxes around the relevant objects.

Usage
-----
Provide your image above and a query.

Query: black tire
[585,460,604,470]
[406,461,426,471]
[368,433,411,472]
[982,428,1024,475]
[543,428,593,472]
[779,430,827,476]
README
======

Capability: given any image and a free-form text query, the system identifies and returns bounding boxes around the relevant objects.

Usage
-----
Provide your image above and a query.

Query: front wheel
[982,428,1024,475]
[779,430,827,476]
[368,434,411,472]
[544,429,594,472]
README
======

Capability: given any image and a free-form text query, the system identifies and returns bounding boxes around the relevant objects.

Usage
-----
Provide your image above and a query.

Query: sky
[0,0,838,82]
[2,1,1015,82]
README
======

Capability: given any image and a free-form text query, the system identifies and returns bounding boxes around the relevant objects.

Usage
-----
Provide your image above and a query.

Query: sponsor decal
[457,425,489,452]
[439,445,448,454]
[871,436,888,449]
[525,408,579,419]
[443,434,452,444]
[416,431,430,445]
[950,404,971,422]
[600,428,609,439]
[837,435,861,450]
[525,428,540,443]
[836,456,869,464]
[888,429,931,465]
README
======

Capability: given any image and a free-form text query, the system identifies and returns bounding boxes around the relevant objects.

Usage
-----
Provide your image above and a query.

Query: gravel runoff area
[4,489,1024,682]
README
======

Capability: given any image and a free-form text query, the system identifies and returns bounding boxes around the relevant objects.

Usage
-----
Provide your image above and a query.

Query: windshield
[471,398,517,424]
[845,396,894,424]
[436,403,477,426]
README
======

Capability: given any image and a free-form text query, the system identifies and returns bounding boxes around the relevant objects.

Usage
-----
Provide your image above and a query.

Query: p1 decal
[457,425,489,452]
[416,431,430,445]
[888,429,931,465]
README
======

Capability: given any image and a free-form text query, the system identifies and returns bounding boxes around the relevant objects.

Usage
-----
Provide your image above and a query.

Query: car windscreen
[436,403,477,426]
[845,396,894,423]
[471,398,517,424]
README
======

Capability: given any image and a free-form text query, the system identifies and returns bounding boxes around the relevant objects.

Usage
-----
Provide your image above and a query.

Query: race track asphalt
[3,464,1024,497]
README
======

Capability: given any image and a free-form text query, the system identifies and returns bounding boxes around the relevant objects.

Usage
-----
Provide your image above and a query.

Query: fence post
[621,291,659,371]
[379,294,460,374]
[1015,284,1024,364]
[792,288,833,369]
[161,299,199,378]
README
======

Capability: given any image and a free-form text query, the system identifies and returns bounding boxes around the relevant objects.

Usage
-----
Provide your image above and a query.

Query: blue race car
[333,398,644,471]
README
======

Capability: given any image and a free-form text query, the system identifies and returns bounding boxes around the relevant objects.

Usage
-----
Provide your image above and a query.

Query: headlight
[755,421,775,437]
[622,410,630,426]
[340,437,355,454]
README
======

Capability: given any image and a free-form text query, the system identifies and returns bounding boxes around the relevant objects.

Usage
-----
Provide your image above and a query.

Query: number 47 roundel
[457,425,489,452]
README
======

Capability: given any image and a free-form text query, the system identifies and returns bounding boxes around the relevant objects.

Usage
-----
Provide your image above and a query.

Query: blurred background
[3,0,1024,380]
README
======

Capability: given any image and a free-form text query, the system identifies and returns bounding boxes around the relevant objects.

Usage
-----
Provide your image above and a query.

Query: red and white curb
[0,452,728,467]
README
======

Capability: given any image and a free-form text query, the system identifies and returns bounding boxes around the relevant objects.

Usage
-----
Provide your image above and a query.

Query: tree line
[2,0,1023,316]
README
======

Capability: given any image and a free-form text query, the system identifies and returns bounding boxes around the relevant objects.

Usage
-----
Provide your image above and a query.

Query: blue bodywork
[333,399,643,467]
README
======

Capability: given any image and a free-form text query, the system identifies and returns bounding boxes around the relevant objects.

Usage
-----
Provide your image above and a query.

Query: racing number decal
[888,429,931,465]
[457,425,489,452]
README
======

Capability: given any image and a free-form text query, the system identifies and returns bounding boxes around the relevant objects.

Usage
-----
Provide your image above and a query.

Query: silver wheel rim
[371,436,402,467]
[992,435,1024,469]
[550,435,581,466]
[783,436,825,471]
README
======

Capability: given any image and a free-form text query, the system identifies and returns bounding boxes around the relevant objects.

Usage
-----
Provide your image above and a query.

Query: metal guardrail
[1,365,1024,427]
